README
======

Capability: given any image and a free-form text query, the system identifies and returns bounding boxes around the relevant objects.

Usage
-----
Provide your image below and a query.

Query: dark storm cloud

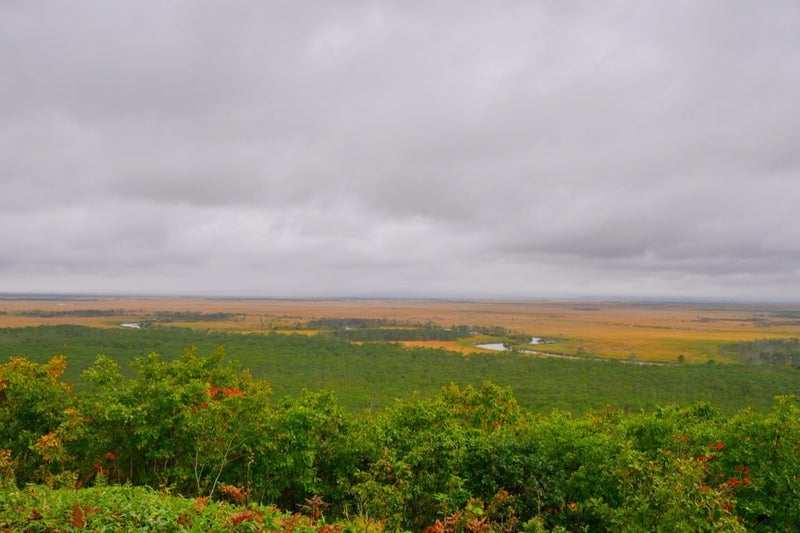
[1,1,799,299]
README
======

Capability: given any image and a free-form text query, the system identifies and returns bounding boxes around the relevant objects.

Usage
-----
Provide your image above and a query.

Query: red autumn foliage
[208,386,244,398]
[227,508,260,526]
[219,483,251,504]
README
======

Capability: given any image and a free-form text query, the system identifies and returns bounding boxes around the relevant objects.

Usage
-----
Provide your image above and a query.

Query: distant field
[2,296,800,362]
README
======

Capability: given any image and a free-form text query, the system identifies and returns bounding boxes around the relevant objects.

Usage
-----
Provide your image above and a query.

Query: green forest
[2,325,800,414]
[1,325,800,531]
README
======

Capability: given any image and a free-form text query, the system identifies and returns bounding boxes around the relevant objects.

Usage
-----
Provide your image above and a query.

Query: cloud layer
[2,1,799,300]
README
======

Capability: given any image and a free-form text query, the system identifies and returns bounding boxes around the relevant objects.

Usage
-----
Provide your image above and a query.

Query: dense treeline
[308,318,507,340]
[307,318,404,329]
[1,351,799,531]
[320,324,518,342]
[19,309,129,318]
[2,325,800,413]
[149,311,242,323]
[720,338,800,366]
[322,325,473,342]
[12,309,240,322]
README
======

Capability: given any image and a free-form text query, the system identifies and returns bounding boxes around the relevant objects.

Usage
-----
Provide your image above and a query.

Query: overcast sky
[1,1,799,301]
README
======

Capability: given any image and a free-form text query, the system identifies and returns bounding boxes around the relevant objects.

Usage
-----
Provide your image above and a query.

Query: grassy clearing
[396,335,519,356]
[397,340,495,354]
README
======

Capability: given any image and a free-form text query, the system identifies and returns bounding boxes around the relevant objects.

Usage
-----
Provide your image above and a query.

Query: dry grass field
[2,296,800,363]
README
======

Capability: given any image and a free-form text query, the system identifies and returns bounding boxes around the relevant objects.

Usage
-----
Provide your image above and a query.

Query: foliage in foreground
[2,351,800,531]
[0,484,301,532]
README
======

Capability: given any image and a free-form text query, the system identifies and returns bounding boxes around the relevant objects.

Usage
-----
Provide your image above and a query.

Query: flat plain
[3,296,800,362]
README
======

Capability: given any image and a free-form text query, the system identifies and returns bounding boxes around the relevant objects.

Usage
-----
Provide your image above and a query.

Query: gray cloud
[1,1,799,300]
